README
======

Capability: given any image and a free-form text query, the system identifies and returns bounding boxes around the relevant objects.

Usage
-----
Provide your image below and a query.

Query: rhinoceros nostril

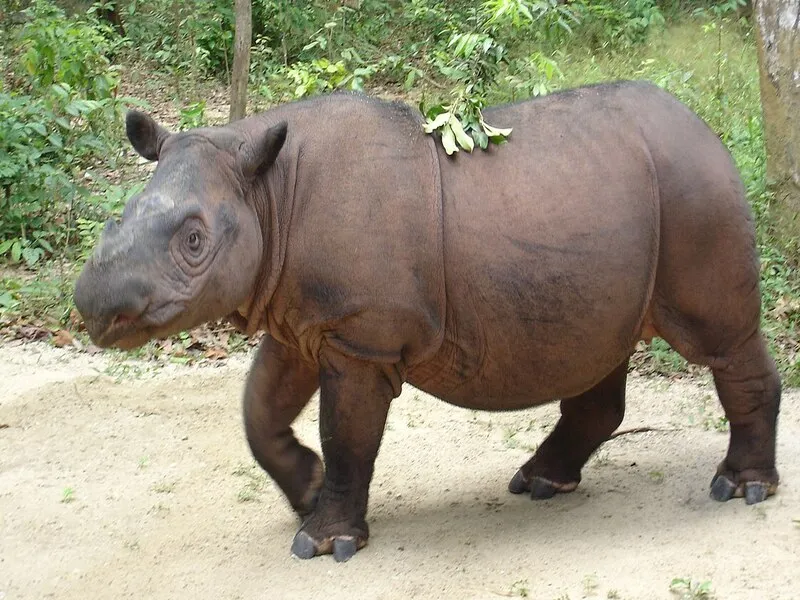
[111,313,135,328]
[109,300,149,329]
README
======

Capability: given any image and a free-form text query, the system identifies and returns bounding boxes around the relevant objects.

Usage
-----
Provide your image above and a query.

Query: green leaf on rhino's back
[441,124,458,155]
[449,116,474,152]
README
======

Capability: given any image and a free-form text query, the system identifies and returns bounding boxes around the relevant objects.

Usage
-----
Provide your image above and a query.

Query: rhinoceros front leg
[244,334,322,517]
[509,359,628,499]
[291,351,395,562]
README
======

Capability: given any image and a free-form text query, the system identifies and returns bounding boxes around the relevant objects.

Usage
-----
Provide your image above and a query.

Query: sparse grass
[502,427,521,450]
[232,462,268,503]
[703,415,729,433]
[148,503,171,518]
[583,573,599,596]
[406,412,422,428]
[685,395,730,433]
[151,480,176,494]
[231,463,256,477]
[607,591,621,600]
[60,486,75,503]
[138,456,149,470]
[591,449,611,467]
[509,579,529,598]
[0,263,77,329]
[669,577,715,600]
[648,470,665,484]
[237,485,260,503]
[103,353,158,381]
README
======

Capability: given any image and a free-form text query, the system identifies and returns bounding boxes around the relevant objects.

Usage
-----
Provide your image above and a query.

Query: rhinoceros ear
[126,110,171,161]
[240,121,288,179]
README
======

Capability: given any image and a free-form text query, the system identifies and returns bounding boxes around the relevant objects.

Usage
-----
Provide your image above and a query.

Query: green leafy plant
[504,51,564,101]
[123,0,233,82]
[279,56,376,99]
[0,86,136,267]
[15,0,123,99]
[179,101,207,130]
[669,578,714,600]
[484,0,579,40]
[0,1,139,268]
[421,27,513,153]
[420,0,575,154]
[572,0,665,48]
[254,0,319,66]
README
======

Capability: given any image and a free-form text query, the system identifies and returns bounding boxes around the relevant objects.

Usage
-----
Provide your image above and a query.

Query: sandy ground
[0,342,798,600]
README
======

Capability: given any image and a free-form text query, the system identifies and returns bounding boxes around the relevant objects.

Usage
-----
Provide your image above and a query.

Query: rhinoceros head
[74,111,287,349]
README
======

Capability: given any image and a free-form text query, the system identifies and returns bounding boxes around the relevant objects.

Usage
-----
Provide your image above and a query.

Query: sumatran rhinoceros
[74,81,781,562]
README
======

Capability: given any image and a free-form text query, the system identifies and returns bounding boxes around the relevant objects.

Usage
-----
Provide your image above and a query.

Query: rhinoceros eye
[187,231,202,252]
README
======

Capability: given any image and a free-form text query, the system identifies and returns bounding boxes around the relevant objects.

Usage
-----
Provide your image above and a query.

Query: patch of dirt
[0,342,798,600]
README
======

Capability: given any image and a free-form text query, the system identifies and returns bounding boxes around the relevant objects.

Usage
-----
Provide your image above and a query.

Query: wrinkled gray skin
[75,81,781,562]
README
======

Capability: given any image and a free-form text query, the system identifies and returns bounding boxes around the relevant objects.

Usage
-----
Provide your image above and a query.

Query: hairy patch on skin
[93,228,137,264]
[130,194,176,218]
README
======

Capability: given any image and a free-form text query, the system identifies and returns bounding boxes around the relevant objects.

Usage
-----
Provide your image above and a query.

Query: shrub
[0,0,135,267]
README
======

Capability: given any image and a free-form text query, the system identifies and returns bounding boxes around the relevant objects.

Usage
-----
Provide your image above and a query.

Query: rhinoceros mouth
[92,313,151,349]
[94,301,186,349]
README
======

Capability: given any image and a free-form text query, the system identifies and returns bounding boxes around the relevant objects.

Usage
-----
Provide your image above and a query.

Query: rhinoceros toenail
[333,537,358,562]
[508,470,529,494]
[709,475,736,502]
[744,482,769,505]
[291,531,317,559]
[529,477,558,500]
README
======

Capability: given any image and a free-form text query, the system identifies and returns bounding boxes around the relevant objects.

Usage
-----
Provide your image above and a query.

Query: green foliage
[179,101,207,130]
[421,26,514,154]
[571,0,665,48]
[419,6,514,153]
[0,0,136,267]
[670,577,715,600]
[123,0,233,82]
[286,57,374,97]
[0,86,127,266]
[484,0,579,40]
[504,51,564,101]
[253,0,320,66]
[15,0,123,99]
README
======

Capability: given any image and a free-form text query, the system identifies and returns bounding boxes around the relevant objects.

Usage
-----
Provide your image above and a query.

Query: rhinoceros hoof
[291,531,365,562]
[508,470,579,499]
[709,473,776,505]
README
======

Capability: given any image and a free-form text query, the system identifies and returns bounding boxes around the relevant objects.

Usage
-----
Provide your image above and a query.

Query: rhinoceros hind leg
[509,359,628,500]
[659,312,781,504]
[244,334,322,517]
[707,333,781,505]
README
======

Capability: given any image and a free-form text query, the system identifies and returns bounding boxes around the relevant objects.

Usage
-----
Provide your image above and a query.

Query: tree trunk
[754,0,800,241]
[229,0,252,122]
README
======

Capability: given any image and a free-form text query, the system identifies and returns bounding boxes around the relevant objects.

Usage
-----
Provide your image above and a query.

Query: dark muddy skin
[75,82,781,562]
